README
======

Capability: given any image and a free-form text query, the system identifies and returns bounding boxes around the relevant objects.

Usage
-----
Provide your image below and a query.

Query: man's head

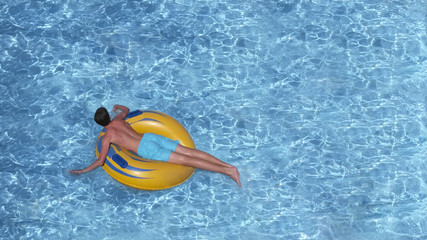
[94,107,111,126]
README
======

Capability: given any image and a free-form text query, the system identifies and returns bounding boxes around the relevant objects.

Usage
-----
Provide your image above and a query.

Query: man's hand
[69,169,84,175]
[69,159,105,176]
[112,106,121,113]
[112,104,130,120]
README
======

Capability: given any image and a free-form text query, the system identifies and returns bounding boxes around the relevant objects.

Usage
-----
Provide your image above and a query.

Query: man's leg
[168,149,241,187]
[175,145,232,168]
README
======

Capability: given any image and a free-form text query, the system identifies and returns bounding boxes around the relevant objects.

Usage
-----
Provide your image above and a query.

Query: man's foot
[228,166,241,187]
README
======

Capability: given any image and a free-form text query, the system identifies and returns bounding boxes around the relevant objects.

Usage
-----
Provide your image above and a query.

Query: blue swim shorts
[137,133,179,162]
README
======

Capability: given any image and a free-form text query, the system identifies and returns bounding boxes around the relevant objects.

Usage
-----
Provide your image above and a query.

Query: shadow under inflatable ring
[96,110,195,190]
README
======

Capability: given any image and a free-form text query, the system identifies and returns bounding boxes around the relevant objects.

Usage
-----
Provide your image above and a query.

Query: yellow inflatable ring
[95,110,195,190]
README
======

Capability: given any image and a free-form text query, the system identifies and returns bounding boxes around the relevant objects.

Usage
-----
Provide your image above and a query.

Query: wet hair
[94,107,111,126]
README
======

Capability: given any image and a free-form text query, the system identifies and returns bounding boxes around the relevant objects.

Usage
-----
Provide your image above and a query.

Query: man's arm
[69,134,112,175]
[112,104,129,120]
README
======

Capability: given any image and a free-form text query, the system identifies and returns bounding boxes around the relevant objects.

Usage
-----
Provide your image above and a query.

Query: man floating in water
[70,104,241,187]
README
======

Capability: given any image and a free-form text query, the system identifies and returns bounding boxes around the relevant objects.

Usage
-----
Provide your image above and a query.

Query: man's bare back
[104,118,142,153]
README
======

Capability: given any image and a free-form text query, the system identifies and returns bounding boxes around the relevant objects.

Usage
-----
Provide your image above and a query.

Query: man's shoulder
[106,119,127,132]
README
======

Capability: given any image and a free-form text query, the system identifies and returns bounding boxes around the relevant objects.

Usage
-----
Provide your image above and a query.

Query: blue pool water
[1,0,426,239]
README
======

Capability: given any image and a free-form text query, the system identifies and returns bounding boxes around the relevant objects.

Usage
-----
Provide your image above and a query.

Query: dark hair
[94,107,111,126]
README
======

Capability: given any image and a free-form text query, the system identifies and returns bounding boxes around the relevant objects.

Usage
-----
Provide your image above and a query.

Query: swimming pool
[1,0,426,239]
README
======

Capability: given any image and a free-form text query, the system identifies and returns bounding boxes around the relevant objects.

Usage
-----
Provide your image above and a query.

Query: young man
[70,105,241,187]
